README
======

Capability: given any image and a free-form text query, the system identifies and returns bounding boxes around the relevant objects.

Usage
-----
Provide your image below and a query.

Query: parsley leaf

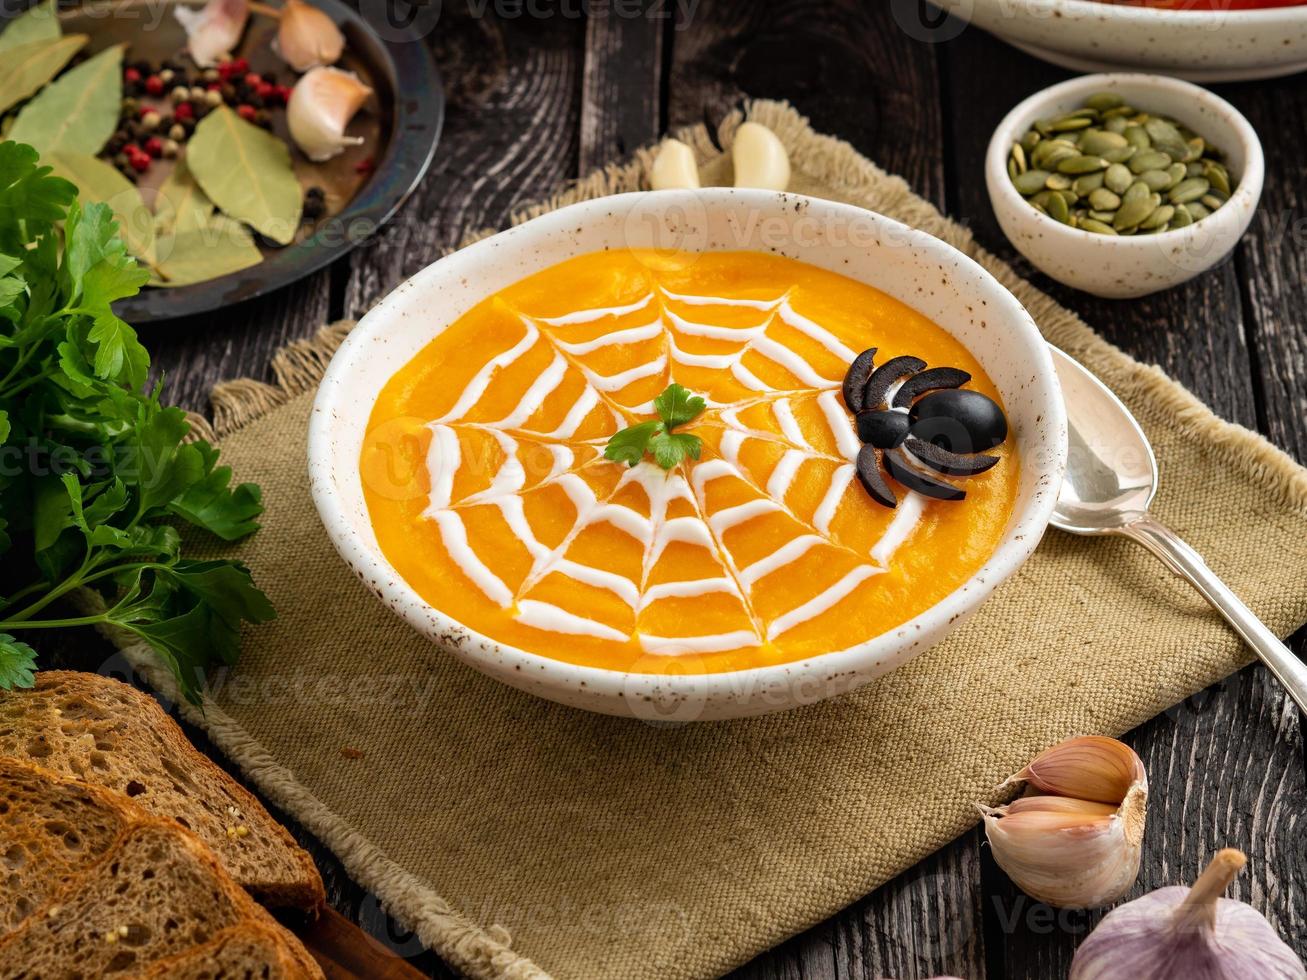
[0,140,274,704]
[603,383,706,470]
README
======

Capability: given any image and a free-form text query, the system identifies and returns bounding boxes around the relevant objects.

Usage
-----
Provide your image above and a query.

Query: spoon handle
[1120,514,1307,715]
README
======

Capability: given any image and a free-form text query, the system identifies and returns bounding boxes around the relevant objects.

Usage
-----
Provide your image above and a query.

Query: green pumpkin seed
[1204,162,1231,194]
[1080,218,1118,235]
[1181,137,1205,163]
[1048,115,1092,132]
[1144,117,1184,146]
[1088,209,1117,222]
[1165,163,1187,189]
[1079,130,1129,155]
[1007,158,1019,181]
[1129,150,1172,174]
[1104,116,1128,135]
[1085,92,1124,111]
[1138,169,1172,191]
[1102,105,1136,119]
[1046,192,1070,223]
[1058,154,1109,174]
[1123,180,1151,205]
[1088,187,1121,211]
[1141,204,1175,229]
[1034,118,1052,136]
[1031,201,1048,215]
[1046,172,1073,190]
[1013,169,1052,195]
[1124,126,1151,149]
[1102,146,1137,164]
[1104,163,1133,194]
[1200,194,1225,210]
[1113,197,1155,230]
[1168,177,1210,204]
[1073,172,1106,195]
[1186,201,1211,219]
[1010,142,1027,174]
[1171,205,1194,227]
[1021,130,1042,153]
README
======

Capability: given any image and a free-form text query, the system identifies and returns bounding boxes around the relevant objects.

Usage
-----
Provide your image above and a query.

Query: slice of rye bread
[138,921,323,980]
[0,671,324,910]
[0,818,324,979]
[0,758,143,932]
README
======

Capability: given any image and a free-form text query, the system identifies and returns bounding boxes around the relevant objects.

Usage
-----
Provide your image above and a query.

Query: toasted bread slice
[0,671,324,910]
[0,759,142,932]
[0,818,323,979]
[139,921,323,980]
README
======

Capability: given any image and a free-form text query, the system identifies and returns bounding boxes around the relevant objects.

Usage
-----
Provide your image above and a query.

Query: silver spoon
[1048,346,1307,714]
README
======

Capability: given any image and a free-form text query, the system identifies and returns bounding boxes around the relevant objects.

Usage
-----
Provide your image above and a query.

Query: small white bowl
[309,189,1067,720]
[941,0,1307,83]
[985,73,1263,299]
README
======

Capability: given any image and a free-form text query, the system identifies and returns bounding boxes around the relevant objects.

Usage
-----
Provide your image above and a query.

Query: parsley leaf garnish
[603,383,705,470]
[0,140,274,704]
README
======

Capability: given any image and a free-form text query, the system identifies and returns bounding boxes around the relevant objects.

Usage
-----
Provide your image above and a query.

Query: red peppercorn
[217,60,237,81]
[144,136,163,158]
[236,104,256,121]
[123,142,142,157]
[232,57,249,72]
[276,85,293,104]
[174,101,194,122]
[354,156,375,175]
[124,67,142,83]
[243,72,263,89]
[144,75,165,96]
[256,81,276,101]
[206,81,222,91]
[129,154,150,173]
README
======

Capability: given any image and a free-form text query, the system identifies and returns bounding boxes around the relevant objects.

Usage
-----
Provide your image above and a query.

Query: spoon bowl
[1048,347,1307,713]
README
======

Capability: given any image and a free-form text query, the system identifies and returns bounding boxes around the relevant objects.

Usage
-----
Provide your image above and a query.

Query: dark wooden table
[43,1,1307,976]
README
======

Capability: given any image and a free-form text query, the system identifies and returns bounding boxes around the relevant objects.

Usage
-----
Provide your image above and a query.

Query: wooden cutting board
[294,905,428,979]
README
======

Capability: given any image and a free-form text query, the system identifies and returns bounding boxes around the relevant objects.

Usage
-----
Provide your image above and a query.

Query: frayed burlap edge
[109,98,1307,980]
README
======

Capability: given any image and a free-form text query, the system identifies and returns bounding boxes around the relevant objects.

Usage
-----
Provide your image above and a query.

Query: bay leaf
[0,0,62,53]
[0,35,87,115]
[186,106,303,246]
[47,152,156,267]
[153,159,214,237]
[8,43,124,156]
[151,215,263,287]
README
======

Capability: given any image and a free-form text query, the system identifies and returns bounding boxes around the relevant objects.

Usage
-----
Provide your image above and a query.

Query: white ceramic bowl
[939,0,1307,82]
[309,190,1067,720]
[986,73,1263,299]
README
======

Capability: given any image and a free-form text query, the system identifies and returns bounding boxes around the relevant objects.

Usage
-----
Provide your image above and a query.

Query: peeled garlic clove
[1003,795,1118,818]
[1070,849,1306,979]
[175,0,249,68]
[274,0,345,72]
[732,121,790,191]
[649,138,700,190]
[287,67,371,163]
[1003,734,1146,805]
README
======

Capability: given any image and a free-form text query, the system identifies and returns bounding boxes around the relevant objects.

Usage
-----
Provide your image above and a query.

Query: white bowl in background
[308,189,1067,720]
[986,73,1264,299]
[939,0,1307,82]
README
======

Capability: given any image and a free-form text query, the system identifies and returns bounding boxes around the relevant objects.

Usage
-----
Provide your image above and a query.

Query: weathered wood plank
[579,1,666,172]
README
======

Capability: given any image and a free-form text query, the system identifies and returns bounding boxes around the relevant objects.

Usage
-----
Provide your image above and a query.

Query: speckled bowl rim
[985,73,1265,252]
[308,190,1068,719]
[975,0,1307,27]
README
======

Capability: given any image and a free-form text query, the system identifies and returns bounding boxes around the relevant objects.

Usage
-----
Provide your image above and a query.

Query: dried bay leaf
[9,44,124,156]
[152,215,263,286]
[187,106,302,246]
[0,0,62,52]
[47,152,156,267]
[0,35,88,115]
[153,159,214,236]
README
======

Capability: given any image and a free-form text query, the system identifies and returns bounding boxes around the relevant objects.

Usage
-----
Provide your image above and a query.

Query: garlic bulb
[175,0,250,68]
[731,121,790,191]
[274,0,345,72]
[287,67,371,162]
[649,138,700,190]
[978,736,1147,908]
[1070,849,1306,979]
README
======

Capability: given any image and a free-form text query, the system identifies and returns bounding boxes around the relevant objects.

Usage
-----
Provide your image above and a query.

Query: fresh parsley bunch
[604,383,706,470]
[0,141,273,703]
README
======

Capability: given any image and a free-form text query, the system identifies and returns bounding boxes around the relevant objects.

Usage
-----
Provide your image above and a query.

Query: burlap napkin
[111,101,1307,980]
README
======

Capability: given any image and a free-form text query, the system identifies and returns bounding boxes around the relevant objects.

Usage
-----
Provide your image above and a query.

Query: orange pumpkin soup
[361,250,1019,673]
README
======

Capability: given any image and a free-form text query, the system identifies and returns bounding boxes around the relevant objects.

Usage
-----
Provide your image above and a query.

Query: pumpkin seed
[1046,173,1073,191]
[1186,201,1211,219]
[1141,204,1175,230]
[1129,150,1172,174]
[1113,197,1155,230]
[1168,177,1210,204]
[1079,129,1129,155]
[1165,163,1187,189]
[1102,105,1136,119]
[1012,169,1052,195]
[1080,218,1118,235]
[1058,154,1109,174]
[1073,172,1106,195]
[1021,130,1042,153]
[1204,162,1230,194]
[1088,209,1117,222]
[1123,180,1151,205]
[1046,191,1070,223]
[1050,116,1094,132]
[1010,141,1027,174]
[1102,146,1137,164]
[1085,92,1124,111]
[1144,116,1184,146]
[1124,125,1151,150]
[1104,115,1128,135]
[1104,163,1133,194]
[1088,187,1121,211]
[1171,205,1194,227]
[1182,137,1205,163]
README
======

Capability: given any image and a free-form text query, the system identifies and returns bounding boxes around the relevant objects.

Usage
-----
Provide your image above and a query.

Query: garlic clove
[731,121,790,191]
[286,66,371,163]
[1003,735,1147,805]
[1070,848,1307,980]
[274,0,345,73]
[649,138,700,190]
[175,0,250,68]
[1003,795,1118,818]
[979,782,1146,908]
